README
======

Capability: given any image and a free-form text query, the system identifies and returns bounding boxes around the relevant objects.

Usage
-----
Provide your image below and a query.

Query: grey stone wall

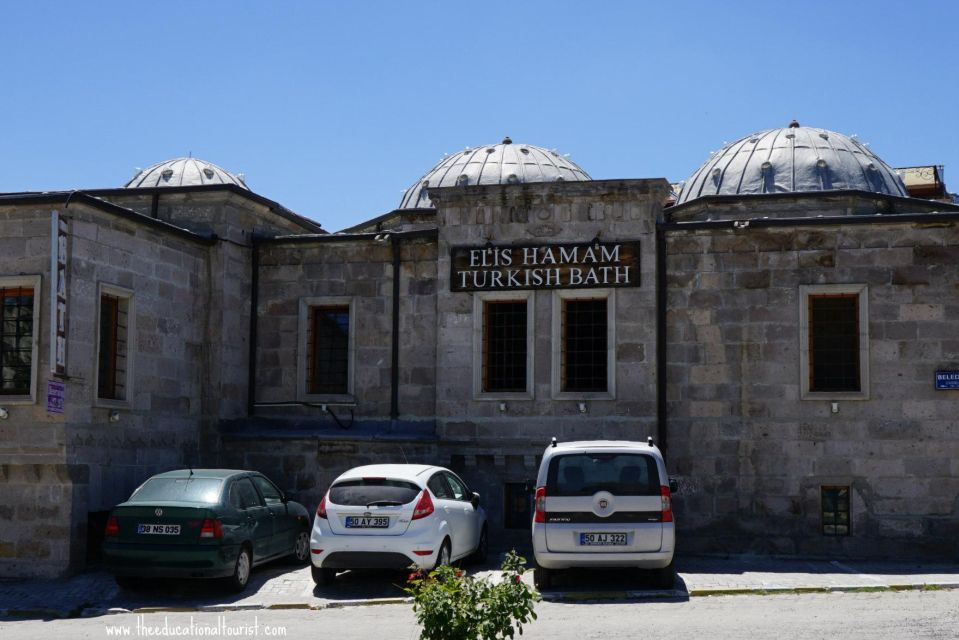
[665,220,959,557]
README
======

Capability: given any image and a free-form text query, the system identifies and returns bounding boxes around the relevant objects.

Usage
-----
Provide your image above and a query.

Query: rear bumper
[532,522,675,570]
[321,552,414,570]
[310,520,442,570]
[102,542,237,579]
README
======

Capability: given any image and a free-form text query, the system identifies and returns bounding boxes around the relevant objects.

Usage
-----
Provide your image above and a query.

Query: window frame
[821,485,851,537]
[551,288,616,400]
[0,275,42,404]
[297,296,355,403]
[472,290,534,401]
[799,284,869,400]
[93,283,135,409]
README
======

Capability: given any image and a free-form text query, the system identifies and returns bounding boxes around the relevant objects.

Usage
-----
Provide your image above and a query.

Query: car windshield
[329,478,420,506]
[129,477,223,504]
[547,453,660,496]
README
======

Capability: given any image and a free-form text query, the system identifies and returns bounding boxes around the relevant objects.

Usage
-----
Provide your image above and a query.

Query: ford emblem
[599,499,608,509]
[155,508,163,517]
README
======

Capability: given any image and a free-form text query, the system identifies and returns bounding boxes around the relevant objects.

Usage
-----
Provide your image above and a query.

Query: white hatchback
[531,439,676,589]
[310,464,488,584]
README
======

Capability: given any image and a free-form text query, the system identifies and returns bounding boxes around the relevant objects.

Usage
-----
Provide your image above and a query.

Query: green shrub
[405,550,539,640]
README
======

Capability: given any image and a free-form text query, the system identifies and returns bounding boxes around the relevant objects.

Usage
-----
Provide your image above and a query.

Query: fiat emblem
[599,499,608,509]
[155,508,163,517]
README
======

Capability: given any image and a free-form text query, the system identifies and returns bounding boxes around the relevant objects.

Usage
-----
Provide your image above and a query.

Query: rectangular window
[808,295,860,392]
[483,301,527,393]
[562,297,608,392]
[97,292,130,401]
[799,284,868,400]
[308,305,350,395]
[1,286,36,396]
[821,486,850,536]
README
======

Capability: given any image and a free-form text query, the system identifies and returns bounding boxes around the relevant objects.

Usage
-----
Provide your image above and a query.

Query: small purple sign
[46,380,65,414]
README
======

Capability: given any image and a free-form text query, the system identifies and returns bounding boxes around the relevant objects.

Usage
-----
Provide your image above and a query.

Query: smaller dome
[677,123,908,205]
[124,157,248,189]
[399,137,591,209]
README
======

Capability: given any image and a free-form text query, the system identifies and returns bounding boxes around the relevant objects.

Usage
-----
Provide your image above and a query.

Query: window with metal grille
[562,298,608,392]
[809,295,860,392]
[483,301,527,392]
[821,486,850,536]
[98,294,129,401]
[308,305,350,394]
[1,287,34,396]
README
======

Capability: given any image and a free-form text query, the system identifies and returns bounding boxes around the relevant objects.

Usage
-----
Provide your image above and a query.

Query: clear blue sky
[1,1,956,231]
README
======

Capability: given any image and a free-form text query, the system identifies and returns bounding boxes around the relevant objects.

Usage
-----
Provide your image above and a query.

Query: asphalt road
[2,590,958,640]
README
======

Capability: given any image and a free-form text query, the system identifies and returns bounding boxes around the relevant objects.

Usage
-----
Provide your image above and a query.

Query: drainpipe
[389,234,401,421]
[247,233,260,417]
[655,223,668,459]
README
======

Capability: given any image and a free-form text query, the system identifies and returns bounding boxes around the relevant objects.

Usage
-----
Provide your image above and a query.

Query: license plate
[345,516,390,528]
[137,523,181,535]
[579,532,627,546]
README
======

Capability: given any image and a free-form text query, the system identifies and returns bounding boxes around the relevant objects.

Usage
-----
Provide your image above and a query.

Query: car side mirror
[669,479,679,494]
[471,492,481,508]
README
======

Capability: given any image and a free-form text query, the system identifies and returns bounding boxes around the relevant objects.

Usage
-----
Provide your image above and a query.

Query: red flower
[455,570,464,578]
[513,574,522,583]
[408,572,420,582]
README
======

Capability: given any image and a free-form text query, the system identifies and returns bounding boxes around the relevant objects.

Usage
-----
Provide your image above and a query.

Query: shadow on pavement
[534,567,690,603]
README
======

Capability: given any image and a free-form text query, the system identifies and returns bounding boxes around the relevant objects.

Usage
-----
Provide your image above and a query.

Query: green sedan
[102,469,311,592]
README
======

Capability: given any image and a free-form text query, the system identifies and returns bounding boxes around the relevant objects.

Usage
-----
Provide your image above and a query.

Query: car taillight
[104,515,119,538]
[316,493,328,519]
[200,518,223,539]
[661,485,673,523]
[533,486,547,524]
[411,490,434,520]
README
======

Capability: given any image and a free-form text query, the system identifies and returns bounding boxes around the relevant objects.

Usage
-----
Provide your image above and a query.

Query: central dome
[676,122,908,205]
[399,137,591,209]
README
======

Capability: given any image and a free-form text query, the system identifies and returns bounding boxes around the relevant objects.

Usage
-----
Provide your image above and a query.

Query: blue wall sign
[935,370,959,390]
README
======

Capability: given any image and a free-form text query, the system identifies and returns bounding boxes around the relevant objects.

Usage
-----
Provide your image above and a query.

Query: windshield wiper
[366,500,403,508]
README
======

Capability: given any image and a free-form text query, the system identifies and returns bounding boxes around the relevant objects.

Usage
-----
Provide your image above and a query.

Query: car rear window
[547,453,660,496]
[329,478,421,506]
[129,477,223,504]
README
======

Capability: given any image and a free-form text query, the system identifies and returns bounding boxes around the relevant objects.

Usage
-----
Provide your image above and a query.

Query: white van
[530,439,676,589]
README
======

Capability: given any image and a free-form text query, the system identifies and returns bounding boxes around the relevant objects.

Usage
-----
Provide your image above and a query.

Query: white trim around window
[472,290,535,401]
[799,283,869,401]
[94,282,136,409]
[551,288,616,400]
[0,275,42,405]
[297,296,355,403]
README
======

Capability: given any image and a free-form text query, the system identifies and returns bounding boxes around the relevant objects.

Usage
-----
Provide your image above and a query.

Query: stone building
[2,125,958,577]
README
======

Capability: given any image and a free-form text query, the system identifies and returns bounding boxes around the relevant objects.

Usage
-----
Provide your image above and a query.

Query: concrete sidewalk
[2,554,958,618]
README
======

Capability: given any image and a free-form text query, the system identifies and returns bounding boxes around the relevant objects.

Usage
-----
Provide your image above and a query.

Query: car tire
[471,526,488,565]
[653,559,676,589]
[114,576,141,591]
[311,565,336,586]
[433,539,452,570]
[225,547,252,593]
[533,567,552,590]
[289,530,310,565]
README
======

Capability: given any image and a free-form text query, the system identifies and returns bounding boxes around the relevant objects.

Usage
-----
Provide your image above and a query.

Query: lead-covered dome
[676,122,908,205]
[124,157,249,189]
[399,137,591,209]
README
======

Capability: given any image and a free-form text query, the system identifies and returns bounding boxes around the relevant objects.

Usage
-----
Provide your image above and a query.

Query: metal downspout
[247,234,259,417]
[390,234,401,421]
[656,224,668,459]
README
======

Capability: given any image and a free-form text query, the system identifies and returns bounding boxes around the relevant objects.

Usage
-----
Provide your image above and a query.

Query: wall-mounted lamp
[108,410,121,423]
[577,402,588,414]
[830,402,839,415]
[0,407,8,420]
[498,402,507,413]
[373,233,391,243]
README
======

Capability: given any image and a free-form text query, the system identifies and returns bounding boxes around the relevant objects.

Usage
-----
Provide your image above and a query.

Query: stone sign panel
[49,210,69,377]
[450,241,641,291]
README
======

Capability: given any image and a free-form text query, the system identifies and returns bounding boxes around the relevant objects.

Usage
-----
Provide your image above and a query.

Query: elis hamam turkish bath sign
[450,241,640,291]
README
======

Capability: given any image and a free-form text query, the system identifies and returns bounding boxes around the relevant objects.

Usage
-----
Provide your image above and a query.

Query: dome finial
[502,136,512,144]
[788,119,800,128]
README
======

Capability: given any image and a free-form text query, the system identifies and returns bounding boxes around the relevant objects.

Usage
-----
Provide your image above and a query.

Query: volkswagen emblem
[155,508,163,517]
[599,499,608,509]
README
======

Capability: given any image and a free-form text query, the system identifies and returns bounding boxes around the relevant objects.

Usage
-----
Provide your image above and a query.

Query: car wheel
[533,567,552,590]
[654,559,676,589]
[225,547,252,593]
[114,575,141,591]
[433,539,452,570]
[289,530,310,565]
[471,526,488,565]
[311,565,336,586]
